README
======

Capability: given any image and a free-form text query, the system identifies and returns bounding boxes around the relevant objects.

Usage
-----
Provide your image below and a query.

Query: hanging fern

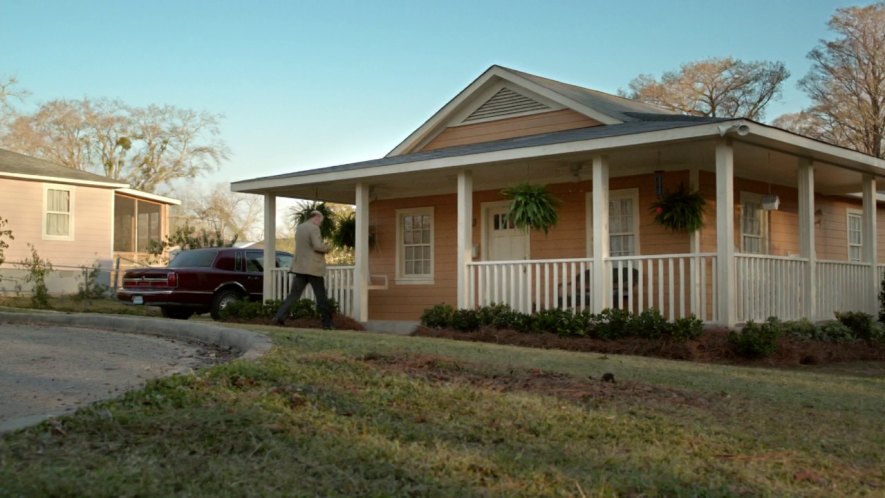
[501,183,560,234]
[331,211,356,249]
[289,201,336,239]
[650,183,706,233]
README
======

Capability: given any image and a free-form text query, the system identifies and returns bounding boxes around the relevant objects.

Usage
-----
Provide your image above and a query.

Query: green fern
[501,183,560,234]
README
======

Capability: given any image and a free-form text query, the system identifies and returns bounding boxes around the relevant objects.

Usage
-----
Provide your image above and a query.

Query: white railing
[467,259,593,313]
[735,254,807,322]
[466,254,717,320]
[270,266,355,318]
[607,254,717,322]
[817,260,874,319]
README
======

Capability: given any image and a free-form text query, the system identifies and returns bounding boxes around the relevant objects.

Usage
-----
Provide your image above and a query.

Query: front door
[485,203,529,261]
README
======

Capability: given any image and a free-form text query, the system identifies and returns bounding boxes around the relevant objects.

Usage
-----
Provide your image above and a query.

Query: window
[585,189,640,257]
[44,185,73,240]
[114,196,162,252]
[741,192,768,254]
[848,210,862,262]
[396,207,433,283]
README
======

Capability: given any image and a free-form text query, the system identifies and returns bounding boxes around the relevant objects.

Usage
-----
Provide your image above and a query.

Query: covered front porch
[236,119,885,327]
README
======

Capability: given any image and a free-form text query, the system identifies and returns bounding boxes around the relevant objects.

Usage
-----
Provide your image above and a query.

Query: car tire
[160,306,195,320]
[210,289,243,321]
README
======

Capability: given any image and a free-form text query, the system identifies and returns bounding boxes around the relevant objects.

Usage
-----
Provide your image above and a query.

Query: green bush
[672,315,704,341]
[421,303,455,329]
[728,317,781,358]
[476,303,519,329]
[834,311,875,340]
[627,309,671,339]
[816,320,856,343]
[451,309,480,332]
[782,318,819,341]
[75,260,108,300]
[533,308,580,335]
[593,308,632,340]
[21,244,52,308]
[220,300,264,320]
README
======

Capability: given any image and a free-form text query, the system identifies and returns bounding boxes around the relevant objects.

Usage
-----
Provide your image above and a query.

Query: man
[273,210,333,329]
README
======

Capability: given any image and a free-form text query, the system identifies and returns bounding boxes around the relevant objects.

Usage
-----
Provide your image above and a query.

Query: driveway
[0,311,271,433]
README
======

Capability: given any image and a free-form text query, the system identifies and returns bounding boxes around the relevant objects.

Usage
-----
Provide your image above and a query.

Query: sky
[0,0,875,201]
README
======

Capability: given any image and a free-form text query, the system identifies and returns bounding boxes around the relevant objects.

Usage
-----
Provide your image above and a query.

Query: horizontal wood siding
[418,109,601,152]
[0,178,114,270]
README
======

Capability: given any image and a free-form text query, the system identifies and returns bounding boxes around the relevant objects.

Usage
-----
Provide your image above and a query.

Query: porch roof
[233,115,885,204]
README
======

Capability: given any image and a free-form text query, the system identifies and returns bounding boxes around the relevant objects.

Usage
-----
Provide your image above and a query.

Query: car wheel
[210,289,243,320]
[160,306,194,320]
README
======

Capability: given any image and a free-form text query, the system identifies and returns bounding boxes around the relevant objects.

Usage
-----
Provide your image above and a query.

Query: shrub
[476,303,519,329]
[816,320,855,343]
[533,308,580,335]
[221,299,264,320]
[21,244,52,308]
[421,303,455,329]
[451,309,480,332]
[671,315,704,341]
[76,260,108,300]
[782,318,818,341]
[593,308,631,340]
[834,311,875,340]
[728,317,781,358]
[0,216,13,282]
[627,308,671,339]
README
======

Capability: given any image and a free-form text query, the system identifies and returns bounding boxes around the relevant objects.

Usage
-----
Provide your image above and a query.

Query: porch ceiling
[249,137,880,205]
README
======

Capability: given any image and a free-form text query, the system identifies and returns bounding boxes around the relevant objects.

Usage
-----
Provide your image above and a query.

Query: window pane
[46,213,69,236]
[114,196,135,251]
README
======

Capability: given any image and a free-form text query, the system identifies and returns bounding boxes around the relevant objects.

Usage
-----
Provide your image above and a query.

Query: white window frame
[585,188,640,257]
[847,209,862,262]
[395,206,434,284]
[740,192,768,254]
[43,184,74,241]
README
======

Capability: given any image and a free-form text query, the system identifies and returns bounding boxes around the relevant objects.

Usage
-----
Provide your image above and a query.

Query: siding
[0,177,114,269]
[418,109,601,152]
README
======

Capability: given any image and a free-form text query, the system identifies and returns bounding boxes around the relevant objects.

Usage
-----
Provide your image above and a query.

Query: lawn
[1,321,883,497]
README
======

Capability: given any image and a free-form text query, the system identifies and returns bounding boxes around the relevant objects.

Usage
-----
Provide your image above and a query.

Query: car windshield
[169,250,217,268]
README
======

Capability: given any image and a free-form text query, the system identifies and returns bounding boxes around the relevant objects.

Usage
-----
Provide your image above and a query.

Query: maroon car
[117,247,293,320]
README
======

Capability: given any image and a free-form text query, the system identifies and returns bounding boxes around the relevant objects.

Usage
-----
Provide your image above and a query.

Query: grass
[1,319,884,497]
[0,295,160,317]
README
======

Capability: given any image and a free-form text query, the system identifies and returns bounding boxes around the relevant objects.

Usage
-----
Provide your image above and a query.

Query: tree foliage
[175,182,263,243]
[147,223,238,257]
[623,57,789,120]
[0,216,13,280]
[783,2,885,158]
[1,97,229,192]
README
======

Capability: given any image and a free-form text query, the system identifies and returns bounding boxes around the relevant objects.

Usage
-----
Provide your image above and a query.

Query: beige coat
[289,220,330,276]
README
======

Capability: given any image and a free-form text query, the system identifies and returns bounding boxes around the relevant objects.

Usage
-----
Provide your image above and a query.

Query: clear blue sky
[0,0,874,189]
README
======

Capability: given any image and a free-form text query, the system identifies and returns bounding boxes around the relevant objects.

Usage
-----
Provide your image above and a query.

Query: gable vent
[462,87,551,123]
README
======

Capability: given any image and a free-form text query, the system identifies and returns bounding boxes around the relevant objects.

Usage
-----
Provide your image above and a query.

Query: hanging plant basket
[501,183,560,234]
[650,183,706,233]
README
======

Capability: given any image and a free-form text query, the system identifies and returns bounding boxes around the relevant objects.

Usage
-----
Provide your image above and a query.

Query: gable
[461,87,552,123]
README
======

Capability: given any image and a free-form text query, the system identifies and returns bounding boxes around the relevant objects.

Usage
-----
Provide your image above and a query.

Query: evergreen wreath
[650,183,706,233]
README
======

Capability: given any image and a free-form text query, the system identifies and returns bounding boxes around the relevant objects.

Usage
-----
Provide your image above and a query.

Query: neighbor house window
[847,210,862,262]
[585,189,640,257]
[114,196,163,253]
[44,185,73,240]
[396,207,433,283]
[741,192,768,254]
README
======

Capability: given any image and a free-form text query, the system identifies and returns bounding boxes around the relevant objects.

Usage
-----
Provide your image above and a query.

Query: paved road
[0,312,271,433]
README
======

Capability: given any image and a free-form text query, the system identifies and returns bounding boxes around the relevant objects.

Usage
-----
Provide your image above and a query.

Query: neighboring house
[232,65,885,327]
[0,148,179,295]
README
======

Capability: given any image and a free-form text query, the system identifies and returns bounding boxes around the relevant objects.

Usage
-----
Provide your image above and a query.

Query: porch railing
[466,253,717,321]
[735,254,807,322]
[817,260,874,320]
[270,266,355,317]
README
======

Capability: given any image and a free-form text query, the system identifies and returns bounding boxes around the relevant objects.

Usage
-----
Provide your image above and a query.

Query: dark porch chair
[558,267,639,309]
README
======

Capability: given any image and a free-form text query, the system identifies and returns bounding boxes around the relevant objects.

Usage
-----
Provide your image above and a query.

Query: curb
[0,311,273,361]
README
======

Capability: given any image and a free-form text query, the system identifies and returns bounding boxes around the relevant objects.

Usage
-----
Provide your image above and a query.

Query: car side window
[276,253,292,268]
[246,251,264,272]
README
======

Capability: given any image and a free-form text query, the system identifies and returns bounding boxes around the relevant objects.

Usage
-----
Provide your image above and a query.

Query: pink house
[232,66,885,328]
[0,148,179,294]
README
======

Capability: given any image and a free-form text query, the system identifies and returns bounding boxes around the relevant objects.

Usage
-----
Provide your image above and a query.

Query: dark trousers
[273,273,332,328]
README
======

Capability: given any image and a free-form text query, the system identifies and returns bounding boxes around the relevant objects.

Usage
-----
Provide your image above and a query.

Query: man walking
[274,210,333,329]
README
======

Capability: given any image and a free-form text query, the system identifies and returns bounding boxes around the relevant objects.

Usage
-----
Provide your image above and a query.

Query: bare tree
[0,75,28,121]
[790,2,885,158]
[175,183,263,242]
[1,97,229,192]
[622,57,790,120]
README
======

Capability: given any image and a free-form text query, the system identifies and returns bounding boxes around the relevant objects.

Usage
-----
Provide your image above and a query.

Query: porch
[271,255,884,324]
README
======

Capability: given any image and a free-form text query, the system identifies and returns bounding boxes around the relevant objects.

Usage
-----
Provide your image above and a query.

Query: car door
[243,250,265,299]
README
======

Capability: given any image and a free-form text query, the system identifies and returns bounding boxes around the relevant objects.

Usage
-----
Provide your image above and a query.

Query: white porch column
[862,174,878,314]
[715,141,737,326]
[798,159,817,319]
[592,156,610,312]
[262,194,277,302]
[456,170,473,309]
[354,183,370,322]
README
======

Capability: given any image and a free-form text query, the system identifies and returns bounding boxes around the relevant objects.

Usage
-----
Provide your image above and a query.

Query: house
[0,148,179,294]
[231,65,885,328]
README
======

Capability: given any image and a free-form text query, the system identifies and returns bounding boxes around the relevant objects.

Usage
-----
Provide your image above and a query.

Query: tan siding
[0,178,114,268]
[418,109,601,152]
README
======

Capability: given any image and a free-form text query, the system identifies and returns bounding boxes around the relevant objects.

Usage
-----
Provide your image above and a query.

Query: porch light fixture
[761,194,780,210]
[717,123,750,137]
[654,170,665,198]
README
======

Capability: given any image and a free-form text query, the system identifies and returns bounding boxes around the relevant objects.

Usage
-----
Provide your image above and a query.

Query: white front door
[484,202,528,261]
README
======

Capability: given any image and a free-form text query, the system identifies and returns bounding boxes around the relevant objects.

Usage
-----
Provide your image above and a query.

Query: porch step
[363,320,419,336]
